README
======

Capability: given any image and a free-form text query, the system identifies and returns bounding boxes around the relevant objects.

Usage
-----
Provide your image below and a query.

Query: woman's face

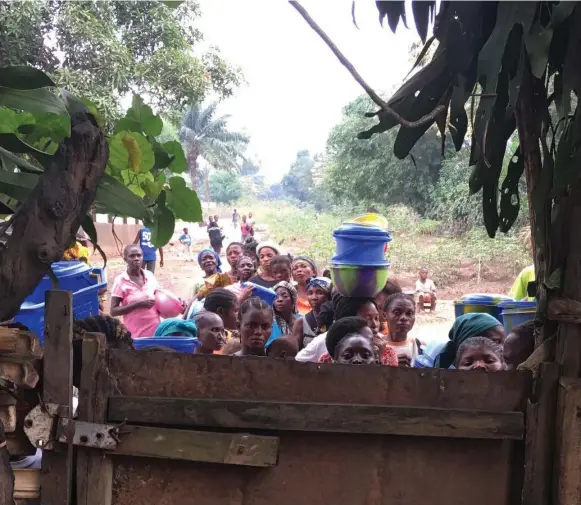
[200,252,217,275]
[259,247,276,272]
[335,328,376,365]
[272,263,291,282]
[292,260,315,285]
[274,287,293,314]
[226,245,243,268]
[125,246,143,272]
[385,298,416,341]
[481,326,507,345]
[239,308,273,350]
[307,286,328,311]
[357,302,380,336]
[457,345,505,371]
[219,300,239,331]
[237,257,256,282]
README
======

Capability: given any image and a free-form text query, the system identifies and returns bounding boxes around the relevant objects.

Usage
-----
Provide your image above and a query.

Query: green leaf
[0,147,43,174]
[0,133,53,168]
[162,140,187,173]
[115,95,163,137]
[162,1,184,8]
[0,108,35,134]
[149,191,176,247]
[167,176,202,222]
[0,170,38,202]
[94,174,148,219]
[24,112,70,143]
[0,66,56,89]
[0,87,68,116]
[116,131,155,173]
[108,132,130,170]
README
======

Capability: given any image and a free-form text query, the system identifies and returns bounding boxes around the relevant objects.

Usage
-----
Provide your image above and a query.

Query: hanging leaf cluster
[368,1,581,238]
[0,65,201,249]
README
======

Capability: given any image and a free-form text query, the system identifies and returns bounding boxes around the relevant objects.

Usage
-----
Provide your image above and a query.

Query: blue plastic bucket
[454,294,515,323]
[331,223,391,266]
[132,336,199,353]
[500,301,536,333]
[241,282,277,305]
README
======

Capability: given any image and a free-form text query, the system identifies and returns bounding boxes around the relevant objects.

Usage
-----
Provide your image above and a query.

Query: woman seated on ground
[416,313,507,369]
[267,281,298,347]
[249,241,280,288]
[455,337,507,371]
[291,256,319,315]
[291,277,332,349]
[319,316,390,365]
[234,297,274,357]
[225,242,244,283]
[383,293,421,367]
[296,293,383,363]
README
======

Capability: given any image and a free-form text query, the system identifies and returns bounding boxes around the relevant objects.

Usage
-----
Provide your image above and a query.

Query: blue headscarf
[197,248,222,273]
[154,318,198,338]
[306,276,332,293]
[434,313,502,368]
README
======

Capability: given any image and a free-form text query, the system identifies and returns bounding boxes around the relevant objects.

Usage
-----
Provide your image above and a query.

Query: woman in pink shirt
[110,244,161,338]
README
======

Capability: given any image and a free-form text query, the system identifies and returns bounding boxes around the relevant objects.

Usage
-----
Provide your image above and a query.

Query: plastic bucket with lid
[499,300,536,333]
[241,282,277,305]
[454,293,515,323]
[331,223,391,267]
[330,263,390,298]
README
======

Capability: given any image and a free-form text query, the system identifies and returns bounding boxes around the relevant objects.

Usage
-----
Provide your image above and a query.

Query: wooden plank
[522,362,559,505]
[40,290,73,505]
[0,326,42,358]
[110,425,279,467]
[76,334,113,505]
[555,378,581,505]
[108,351,531,411]
[108,397,524,440]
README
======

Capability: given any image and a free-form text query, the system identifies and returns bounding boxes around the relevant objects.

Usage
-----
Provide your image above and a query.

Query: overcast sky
[196,0,421,182]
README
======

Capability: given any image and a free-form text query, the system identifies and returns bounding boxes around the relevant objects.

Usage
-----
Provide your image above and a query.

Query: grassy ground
[254,202,530,297]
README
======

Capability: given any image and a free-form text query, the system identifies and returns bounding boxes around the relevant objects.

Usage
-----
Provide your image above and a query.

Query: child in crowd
[291,255,318,315]
[383,293,421,367]
[291,277,332,349]
[322,316,378,365]
[503,320,535,370]
[225,242,244,282]
[415,266,436,312]
[179,227,193,261]
[270,255,292,283]
[227,255,258,298]
[266,336,299,359]
[193,311,226,355]
[203,288,239,338]
[272,281,297,334]
[455,336,507,371]
[374,279,403,335]
[234,297,274,357]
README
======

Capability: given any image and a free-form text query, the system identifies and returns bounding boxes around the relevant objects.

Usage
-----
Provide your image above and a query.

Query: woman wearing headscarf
[291,256,318,315]
[416,313,507,369]
[271,281,298,339]
[249,241,280,288]
[291,277,332,349]
[191,249,230,299]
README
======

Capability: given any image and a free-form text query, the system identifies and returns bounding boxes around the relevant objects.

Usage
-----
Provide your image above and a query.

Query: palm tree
[179,103,249,190]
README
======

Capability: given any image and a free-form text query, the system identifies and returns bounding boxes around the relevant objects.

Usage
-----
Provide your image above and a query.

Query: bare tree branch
[289,1,445,129]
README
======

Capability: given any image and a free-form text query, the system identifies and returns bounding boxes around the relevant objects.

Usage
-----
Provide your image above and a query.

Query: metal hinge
[24,403,119,450]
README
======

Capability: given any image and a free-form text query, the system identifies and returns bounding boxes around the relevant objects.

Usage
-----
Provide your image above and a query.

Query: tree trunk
[0,113,108,321]
[188,142,200,191]
[204,170,210,204]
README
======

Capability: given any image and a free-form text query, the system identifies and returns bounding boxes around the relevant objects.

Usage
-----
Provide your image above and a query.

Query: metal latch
[24,404,118,450]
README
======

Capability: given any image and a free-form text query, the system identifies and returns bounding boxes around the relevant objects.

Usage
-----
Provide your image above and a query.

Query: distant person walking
[232,208,240,230]
[179,227,193,261]
[208,217,224,255]
[134,225,163,273]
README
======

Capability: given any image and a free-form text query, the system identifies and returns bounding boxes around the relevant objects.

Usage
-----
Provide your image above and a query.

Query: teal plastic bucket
[500,301,536,333]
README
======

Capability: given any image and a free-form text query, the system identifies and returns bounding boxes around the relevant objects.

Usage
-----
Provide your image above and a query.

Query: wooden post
[76,334,112,505]
[41,290,73,505]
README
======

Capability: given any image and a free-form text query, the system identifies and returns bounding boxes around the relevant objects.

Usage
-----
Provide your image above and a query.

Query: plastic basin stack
[330,222,392,298]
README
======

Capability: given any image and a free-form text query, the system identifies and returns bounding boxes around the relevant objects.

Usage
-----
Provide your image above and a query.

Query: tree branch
[289,1,445,129]
[0,113,109,321]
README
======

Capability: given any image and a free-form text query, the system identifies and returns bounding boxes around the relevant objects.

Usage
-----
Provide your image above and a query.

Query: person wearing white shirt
[415,266,436,312]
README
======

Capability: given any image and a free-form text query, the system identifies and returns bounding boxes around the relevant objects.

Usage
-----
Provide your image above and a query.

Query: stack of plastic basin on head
[454,293,515,323]
[330,217,392,298]
[13,261,107,345]
[499,300,537,333]
[132,336,200,353]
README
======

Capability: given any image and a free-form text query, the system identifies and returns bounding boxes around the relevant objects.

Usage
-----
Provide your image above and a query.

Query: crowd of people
[103,219,536,374]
